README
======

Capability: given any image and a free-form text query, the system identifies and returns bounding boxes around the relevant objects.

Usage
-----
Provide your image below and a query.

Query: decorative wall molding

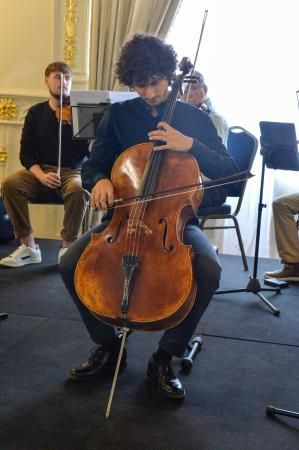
[0,93,47,125]
[0,145,7,163]
[53,0,91,89]
[0,98,17,120]
[64,0,78,67]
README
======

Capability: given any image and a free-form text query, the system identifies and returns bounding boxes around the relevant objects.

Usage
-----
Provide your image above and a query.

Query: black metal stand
[214,157,280,315]
[181,336,203,373]
[266,405,299,419]
[263,116,299,422]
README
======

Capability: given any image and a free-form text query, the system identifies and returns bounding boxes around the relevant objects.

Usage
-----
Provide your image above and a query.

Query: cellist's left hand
[148,121,193,152]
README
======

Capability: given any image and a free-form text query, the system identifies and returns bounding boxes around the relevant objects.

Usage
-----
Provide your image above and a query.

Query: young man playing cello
[60,34,238,398]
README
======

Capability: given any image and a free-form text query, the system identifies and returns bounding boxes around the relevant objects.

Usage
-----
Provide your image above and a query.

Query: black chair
[197,126,258,271]
[30,190,91,234]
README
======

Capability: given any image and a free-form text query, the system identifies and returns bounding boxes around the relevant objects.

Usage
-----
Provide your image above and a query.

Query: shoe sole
[0,259,42,268]
[264,274,299,281]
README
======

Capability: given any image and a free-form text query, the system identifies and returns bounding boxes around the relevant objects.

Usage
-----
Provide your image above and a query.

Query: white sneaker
[0,244,42,267]
[58,247,69,264]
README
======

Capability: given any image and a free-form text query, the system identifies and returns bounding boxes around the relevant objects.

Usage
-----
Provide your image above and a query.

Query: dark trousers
[60,220,221,357]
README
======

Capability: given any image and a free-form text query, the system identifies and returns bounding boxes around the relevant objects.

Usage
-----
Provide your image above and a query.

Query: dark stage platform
[0,239,298,450]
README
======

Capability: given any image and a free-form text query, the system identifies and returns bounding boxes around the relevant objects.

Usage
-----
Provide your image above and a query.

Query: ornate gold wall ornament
[0,98,17,120]
[0,146,7,163]
[64,0,78,67]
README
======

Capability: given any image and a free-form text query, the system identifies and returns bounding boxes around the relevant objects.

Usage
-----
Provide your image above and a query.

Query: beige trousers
[1,165,89,241]
[272,192,299,263]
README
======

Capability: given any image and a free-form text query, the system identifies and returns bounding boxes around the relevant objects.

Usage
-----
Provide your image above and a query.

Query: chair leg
[82,207,102,233]
[232,216,248,271]
[82,204,93,234]
[198,217,208,230]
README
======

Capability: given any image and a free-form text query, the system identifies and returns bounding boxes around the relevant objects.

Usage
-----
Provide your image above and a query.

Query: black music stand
[212,122,299,316]
[70,90,138,140]
[72,104,107,140]
[261,121,299,421]
[260,121,299,292]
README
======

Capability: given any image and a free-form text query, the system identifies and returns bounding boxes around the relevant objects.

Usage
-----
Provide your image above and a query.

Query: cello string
[124,155,155,258]
[117,58,243,244]
[123,145,157,257]
[130,85,179,256]
[128,149,163,258]
[123,65,201,258]
[125,83,176,256]
[134,150,165,257]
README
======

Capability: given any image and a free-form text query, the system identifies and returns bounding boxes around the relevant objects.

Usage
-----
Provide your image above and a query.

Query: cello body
[75,141,203,331]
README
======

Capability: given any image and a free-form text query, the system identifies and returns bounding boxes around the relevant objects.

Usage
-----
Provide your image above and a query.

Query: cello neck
[161,57,191,124]
[138,58,192,198]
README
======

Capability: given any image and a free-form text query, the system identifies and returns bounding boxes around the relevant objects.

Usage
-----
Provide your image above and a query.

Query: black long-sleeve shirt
[82,97,238,207]
[20,101,89,170]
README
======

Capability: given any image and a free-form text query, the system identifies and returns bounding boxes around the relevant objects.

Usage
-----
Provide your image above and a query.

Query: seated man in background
[0,61,90,267]
[264,192,299,281]
[181,70,229,147]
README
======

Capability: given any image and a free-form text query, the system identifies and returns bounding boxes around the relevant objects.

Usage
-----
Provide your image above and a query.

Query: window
[166,0,299,257]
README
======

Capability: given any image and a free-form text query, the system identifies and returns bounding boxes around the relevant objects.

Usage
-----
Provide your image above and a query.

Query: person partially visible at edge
[59,34,238,400]
[0,62,90,268]
[264,193,299,282]
[181,70,229,147]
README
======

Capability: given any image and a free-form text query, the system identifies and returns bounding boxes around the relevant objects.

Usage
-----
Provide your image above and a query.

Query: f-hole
[106,214,129,243]
[159,218,174,252]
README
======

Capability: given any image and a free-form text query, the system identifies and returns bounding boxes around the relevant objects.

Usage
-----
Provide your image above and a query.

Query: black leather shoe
[147,355,185,399]
[69,341,127,381]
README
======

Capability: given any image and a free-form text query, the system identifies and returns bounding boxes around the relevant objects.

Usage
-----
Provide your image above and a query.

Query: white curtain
[89,0,181,90]
[167,0,299,258]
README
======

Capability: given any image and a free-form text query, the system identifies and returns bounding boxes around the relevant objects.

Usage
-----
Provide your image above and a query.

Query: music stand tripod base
[215,276,280,316]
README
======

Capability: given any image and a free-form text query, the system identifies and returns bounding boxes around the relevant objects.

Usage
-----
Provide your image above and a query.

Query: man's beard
[50,89,70,103]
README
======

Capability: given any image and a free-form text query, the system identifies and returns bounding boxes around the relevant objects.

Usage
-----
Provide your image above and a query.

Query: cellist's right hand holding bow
[91,178,114,211]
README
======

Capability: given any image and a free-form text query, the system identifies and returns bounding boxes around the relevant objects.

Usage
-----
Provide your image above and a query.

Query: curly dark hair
[115,34,177,88]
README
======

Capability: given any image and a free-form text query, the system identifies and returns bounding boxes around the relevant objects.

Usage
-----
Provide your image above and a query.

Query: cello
[74,58,203,333]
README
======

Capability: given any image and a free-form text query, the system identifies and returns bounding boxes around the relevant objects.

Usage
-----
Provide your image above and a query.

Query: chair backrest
[227,126,258,199]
